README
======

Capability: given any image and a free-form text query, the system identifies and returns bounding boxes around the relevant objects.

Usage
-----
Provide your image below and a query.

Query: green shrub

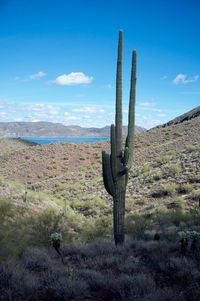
[30,209,69,246]
[0,176,4,186]
[190,190,200,205]
[125,213,148,239]
[187,143,200,153]
[161,182,178,195]
[156,151,176,164]
[189,174,200,183]
[174,196,184,210]
[70,197,106,216]
[141,165,152,175]
[81,215,112,240]
[177,183,193,194]
[163,164,181,177]
[0,198,13,221]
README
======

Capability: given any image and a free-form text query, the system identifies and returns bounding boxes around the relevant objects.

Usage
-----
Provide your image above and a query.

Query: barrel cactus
[102,31,136,245]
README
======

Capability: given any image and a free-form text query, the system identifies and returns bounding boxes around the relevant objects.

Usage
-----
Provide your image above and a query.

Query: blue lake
[20,136,109,145]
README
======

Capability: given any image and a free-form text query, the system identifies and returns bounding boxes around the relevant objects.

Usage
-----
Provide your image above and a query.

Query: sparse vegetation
[0,97,199,300]
[162,163,181,177]
[190,189,200,205]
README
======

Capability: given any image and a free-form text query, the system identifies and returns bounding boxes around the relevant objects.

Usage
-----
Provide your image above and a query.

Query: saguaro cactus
[102,31,136,245]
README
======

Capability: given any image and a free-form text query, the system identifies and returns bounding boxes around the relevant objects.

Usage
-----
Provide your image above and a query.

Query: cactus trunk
[113,190,126,244]
[102,31,136,245]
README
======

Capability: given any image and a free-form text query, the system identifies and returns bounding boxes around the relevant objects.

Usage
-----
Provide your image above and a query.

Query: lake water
[20,136,109,145]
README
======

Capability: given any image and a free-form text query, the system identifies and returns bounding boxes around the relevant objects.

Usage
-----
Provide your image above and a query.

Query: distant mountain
[0,121,146,137]
[157,105,200,128]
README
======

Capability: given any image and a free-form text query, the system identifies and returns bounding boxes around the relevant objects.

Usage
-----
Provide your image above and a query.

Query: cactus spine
[102,31,136,245]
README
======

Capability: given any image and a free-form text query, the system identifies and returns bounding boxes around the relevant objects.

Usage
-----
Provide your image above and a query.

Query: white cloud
[72,106,104,113]
[139,102,155,108]
[173,74,199,85]
[29,71,46,80]
[64,112,71,117]
[68,116,79,120]
[52,72,93,86]
[137,102,164,113]
[25,104,60,120]
[0,112,7,117]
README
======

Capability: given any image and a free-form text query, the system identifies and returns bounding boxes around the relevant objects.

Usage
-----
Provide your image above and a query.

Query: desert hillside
[0,107,199,211]
[0,107,200,301]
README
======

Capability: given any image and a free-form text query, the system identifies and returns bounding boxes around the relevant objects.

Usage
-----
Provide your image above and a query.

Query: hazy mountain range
[0,122,146,137]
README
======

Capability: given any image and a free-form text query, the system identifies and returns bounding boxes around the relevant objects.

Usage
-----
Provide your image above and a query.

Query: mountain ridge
[0,121,145,137]
[157,105,200,128]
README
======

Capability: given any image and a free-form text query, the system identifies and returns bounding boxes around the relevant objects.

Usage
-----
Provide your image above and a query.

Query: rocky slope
[0,107,200,301]
[0,107,199,220]
[158,105,200,127]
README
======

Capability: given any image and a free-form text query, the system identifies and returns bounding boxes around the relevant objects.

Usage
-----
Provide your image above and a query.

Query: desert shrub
[30,208,70,246]
[162,164,181,177]
[80,269,106,290]
[0,198,13,221]
[152,171,163,181]
[187,143,200,153]
[190,189,200,204]
[0,262,39,301]
[151,182,178,198]
[63,240,126,261]
[0,177,4,186]
[151,187,168,198]
[140,288,182,301]
[93,254,123,270]
[118,257,141,274]
[112,273,155,299]
[21,248,52,272]
[161,256,199,287]
[43,265,88,300]
[173,196,184,210]
[141,165,152,175]
[189,173,200,183]
[156,154,172,164]
[70,196,106,216]
[154,209,200,227]
[125,214,149,239]
[161,182,178,195]
[181,282,200,301]
[0,217,32,261]
[80,215,112,240]
[134,240,176,272]
[177,183,193,194]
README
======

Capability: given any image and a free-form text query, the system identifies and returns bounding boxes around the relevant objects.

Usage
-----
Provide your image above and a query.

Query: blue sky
[0,0,200,129]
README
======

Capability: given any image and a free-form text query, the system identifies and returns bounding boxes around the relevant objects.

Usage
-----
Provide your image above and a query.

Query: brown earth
[0,113,199,217]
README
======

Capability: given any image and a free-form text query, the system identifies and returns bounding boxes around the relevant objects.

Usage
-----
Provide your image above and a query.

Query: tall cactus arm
[110,124,118,181]
[122,146,129,166]
[115,30,123,154]
[126,50,136,169]
[102,151,116,196]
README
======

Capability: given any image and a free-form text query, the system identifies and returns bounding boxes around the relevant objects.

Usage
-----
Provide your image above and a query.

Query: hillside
[0,107,199,209]
[158,105,200,128]
[0,121,145,137]
[0,107,200,301]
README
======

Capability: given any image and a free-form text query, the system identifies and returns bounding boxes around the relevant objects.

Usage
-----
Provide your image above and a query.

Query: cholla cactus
[50,232,63,243]
[50,232,64,264]
[178,230,200,253]
[189,231,200,252]
[178,231,189,254]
